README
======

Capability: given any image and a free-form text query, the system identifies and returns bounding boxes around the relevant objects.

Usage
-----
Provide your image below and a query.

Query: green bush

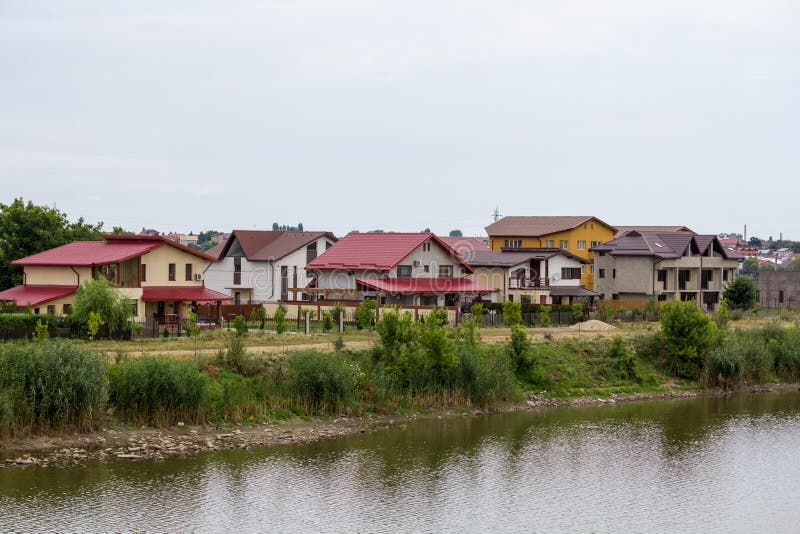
[287,351,359,414]
[322,311,334,332]
[771,327,800,381]
[355,300,377,330]
[232,314,248,336]
[0,313,56,331]
[274,304,288,334]
[608,336,638,381]
[109,356,210,425]
[71,277,133,337]
[723,276,756,310]
[540,305,552,328]
[0,340,108,436]
[658,300,718,379]
[506,324,533,372]
[502,300,522,327]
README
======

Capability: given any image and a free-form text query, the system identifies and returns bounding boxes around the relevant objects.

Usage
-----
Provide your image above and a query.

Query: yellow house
[485,216,617,290]
[0,234,230,324]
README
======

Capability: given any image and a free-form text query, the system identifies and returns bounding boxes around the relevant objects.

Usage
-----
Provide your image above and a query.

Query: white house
[204,230,336,303]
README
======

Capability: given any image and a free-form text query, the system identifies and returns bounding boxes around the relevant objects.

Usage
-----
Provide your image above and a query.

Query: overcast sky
[1,1,797,240]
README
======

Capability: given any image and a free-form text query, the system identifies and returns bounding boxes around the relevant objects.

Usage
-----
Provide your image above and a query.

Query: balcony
[509,277,550,289]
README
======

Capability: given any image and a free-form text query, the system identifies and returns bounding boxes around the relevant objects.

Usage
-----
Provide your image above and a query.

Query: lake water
[2,392,800,532]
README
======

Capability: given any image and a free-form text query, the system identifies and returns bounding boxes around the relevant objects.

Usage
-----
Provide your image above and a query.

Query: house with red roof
[204,230,337,303]
[0,234,230,323]
[302,232,496,307]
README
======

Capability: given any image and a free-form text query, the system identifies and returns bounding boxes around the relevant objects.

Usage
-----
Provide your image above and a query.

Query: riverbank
[4,383,798,468]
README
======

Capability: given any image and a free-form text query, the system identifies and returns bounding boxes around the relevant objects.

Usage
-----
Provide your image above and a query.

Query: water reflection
[1,391,799,532]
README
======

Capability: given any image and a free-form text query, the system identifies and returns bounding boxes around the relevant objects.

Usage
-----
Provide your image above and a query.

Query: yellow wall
[24,266,90,286]
[140,246,208,287]
[488,217,615,289]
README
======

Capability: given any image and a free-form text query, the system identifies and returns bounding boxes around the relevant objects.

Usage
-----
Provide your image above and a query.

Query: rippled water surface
[2,392,800,532]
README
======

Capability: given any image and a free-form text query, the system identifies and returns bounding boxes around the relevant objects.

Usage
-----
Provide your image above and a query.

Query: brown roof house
[592,231,743,311]
[203,230,337,303]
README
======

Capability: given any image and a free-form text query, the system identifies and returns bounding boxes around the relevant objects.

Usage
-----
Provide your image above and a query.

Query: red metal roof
[11,241,161,266]
[0,285,77,306]
[307,232,473,273]
[11,234,218,266]
[355,277,496,294]
[141,286,232,302]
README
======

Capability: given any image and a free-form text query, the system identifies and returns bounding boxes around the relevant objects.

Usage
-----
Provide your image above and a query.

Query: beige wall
[141,246,208,287]
[24,266,90,286]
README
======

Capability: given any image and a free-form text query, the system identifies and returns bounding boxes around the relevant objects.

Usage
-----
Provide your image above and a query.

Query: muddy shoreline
[3,383,798,469]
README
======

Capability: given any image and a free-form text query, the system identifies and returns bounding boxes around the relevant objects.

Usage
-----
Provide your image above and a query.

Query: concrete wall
[756,271,800,309]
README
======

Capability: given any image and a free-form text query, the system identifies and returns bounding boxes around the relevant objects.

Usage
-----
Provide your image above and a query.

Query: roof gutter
[71,266,81,287]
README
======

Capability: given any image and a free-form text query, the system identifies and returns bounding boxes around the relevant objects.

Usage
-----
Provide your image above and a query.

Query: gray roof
[467,249,588,268]
[591,231,740,260]
[550,286,601,297]
[613,225,695,238]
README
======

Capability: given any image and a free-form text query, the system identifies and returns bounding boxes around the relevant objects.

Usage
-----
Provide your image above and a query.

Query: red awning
[0,285,77,306]
[142,286,233,302]
[356,278,496,294]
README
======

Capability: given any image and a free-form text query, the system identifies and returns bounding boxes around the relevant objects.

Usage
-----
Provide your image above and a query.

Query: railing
[509,277,550,289]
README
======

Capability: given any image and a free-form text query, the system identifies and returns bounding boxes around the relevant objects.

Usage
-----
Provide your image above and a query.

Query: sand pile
[569,319,616,331]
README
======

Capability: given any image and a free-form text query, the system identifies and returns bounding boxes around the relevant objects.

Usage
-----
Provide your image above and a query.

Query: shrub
[572,303,583,321]
[109,356,209,425]
[715,299,729,329]
[724,277,756,310]
[355,300,377,330]
[286,351,359,414]
[608,336,638,381]
[322,311,334,332]
[470,303,485,324]
[540,305,552,328]
[0,313,56,331]
[772,327,800,381]
[658,300,718,379]
[376,309,415,357]
[274,304,288,334]
[502,301,522,327]
[458,345,517,407]
[232,314,248,336]
[506,324,533,372]
[0,340,108,436]
[31,319,50,342]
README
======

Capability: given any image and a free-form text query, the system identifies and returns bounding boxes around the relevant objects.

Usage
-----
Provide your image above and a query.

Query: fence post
[305,312,310,335]
[338,311,344,333]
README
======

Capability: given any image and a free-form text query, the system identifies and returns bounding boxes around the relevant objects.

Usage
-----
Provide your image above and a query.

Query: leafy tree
[748,236,763,248]
[274,304,288,334]
[449,229,463,237]
[0,198,103,289]
[355,300,378,330]
[723,277,756,310]
[111,226,132,235]
[741,257,760,275]
[658,300,717,379]
[272,222,279,231]
[71,278,133,338]
[422,227,431,233]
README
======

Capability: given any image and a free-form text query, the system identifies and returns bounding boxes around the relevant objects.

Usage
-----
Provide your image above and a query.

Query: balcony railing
[509,277,550,289]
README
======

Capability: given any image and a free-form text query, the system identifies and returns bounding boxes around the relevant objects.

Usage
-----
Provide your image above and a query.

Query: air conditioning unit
[194,273,203,281]
[413,260,421,267]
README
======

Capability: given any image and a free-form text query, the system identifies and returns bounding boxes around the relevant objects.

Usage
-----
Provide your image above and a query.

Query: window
[306,242,318,264]
[559,240,568,249]
[438,265,453,278]
[504,239,521,249]
[62,303,72,315]
[422,242,432,252]
[723,270,729,281]
[590,264,594,274]
[326,241,333,250]
[93,264,117,285]
[779,291,785,304]
[612,269,616,279]
[233,257,241,285]
[397,265,412,278]
[168,263,176,281]
[599,269,606,279]
[141,264,147,282]
[561,267,581,279]
[591,241,601,248]
[185,263,193,281]
[657,270,667,282]
[47,305,56,315]
[577,240,587,250]
[423,265,430,273]
[128,299,138,316]
[119,258,139,287]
